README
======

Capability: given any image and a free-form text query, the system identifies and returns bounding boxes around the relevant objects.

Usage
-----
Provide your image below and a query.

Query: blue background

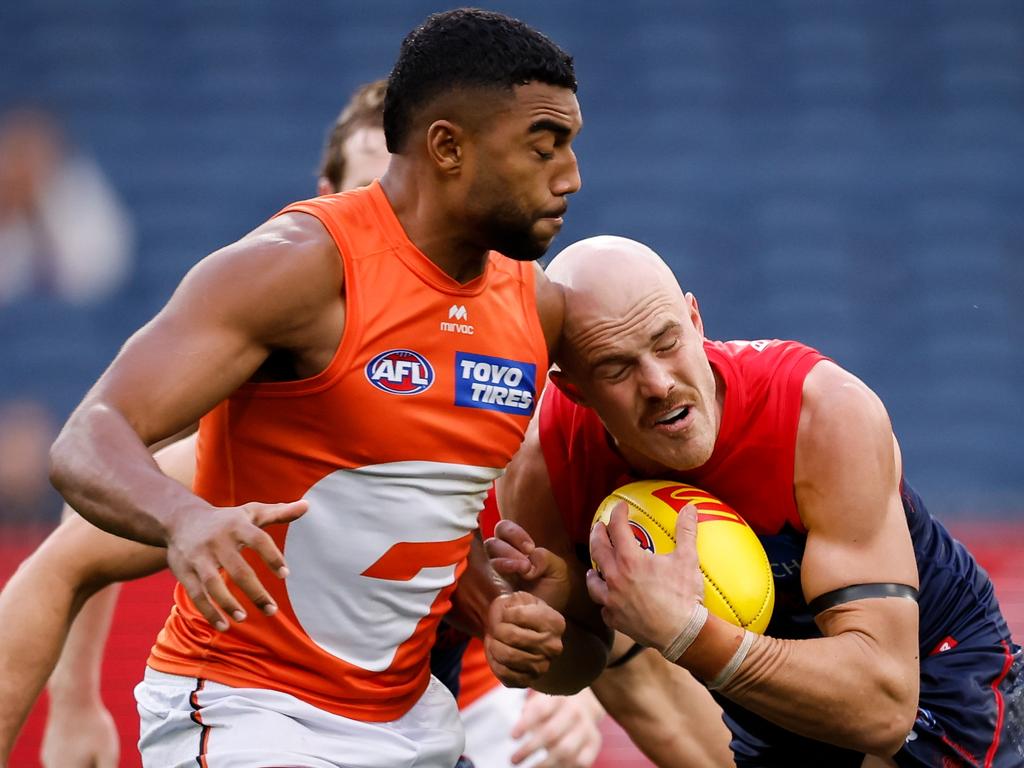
[1,0,1021,516]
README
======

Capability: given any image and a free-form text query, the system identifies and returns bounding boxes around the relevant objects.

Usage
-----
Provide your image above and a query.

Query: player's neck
[379,166,489,285]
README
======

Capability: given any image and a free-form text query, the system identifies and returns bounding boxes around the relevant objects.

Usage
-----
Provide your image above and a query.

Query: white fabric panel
[285,460,500,671]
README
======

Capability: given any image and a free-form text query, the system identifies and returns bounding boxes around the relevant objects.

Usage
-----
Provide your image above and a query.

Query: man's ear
[426,120,463,175]
[686,292,705,338]
[549,369,587,407]
[316,177,335,196]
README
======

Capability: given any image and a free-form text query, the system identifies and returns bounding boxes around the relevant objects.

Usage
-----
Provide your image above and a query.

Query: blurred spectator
[0,108,133,305]
[0,399,61,524]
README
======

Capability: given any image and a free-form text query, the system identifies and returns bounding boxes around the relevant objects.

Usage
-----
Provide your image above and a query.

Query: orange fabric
[456,637,501,710]
[149,182,548,721]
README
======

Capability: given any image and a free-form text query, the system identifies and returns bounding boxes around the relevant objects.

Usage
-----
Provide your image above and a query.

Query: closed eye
[655,335,680,355]
[597,363,630,381]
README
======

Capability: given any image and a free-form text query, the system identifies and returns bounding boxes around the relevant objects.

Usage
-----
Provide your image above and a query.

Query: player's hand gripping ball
[591,480,774,634]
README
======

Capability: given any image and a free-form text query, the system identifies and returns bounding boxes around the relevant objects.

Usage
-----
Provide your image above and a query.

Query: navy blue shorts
[430,620,470,698]
[722,639,1023,767]
[895,640,1023,768]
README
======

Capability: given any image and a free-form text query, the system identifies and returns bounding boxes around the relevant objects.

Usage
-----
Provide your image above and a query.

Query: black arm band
[607,641,645,669]
[808,582,918,615]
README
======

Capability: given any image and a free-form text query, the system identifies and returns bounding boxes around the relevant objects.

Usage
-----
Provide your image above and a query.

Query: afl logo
[365,349,435,395]
[629,522,655,552]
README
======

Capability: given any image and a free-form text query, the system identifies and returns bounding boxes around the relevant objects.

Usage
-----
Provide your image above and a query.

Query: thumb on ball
[674,502,699,549]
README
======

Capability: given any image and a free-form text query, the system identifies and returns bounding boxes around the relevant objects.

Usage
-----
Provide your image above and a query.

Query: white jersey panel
[285,460,500,672]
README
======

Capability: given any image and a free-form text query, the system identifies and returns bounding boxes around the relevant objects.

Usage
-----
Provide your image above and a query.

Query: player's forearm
[50,402,199,546]
[592,648,733,768]
[682,616,918,756]
[47,584,120,703]
[446,534,508,637]
[0,556,95,759]
[531,620,610,695]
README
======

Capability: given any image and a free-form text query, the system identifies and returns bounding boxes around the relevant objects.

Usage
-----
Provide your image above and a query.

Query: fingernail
[232,610,246,622]
[278,566,290,578]
[263,603,278,616]
[215,620,228,632]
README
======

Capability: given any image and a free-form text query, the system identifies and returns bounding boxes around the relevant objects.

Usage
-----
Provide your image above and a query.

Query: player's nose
[552,149,581,196]
[637,358,674,401]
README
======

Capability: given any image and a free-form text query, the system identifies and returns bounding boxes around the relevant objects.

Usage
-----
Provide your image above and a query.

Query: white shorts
[461,686,546,768]
[135,667,464,768]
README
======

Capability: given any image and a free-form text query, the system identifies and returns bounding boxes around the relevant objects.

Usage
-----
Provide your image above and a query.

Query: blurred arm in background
[0,436,193,764]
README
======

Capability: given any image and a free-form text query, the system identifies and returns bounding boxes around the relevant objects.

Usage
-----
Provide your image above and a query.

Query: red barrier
[3,523,1021,767]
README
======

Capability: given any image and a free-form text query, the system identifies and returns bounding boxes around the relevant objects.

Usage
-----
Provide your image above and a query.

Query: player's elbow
[48,404,101,502]
[879,689,918,756]
[854,664,918,756]
[48,421,79,498]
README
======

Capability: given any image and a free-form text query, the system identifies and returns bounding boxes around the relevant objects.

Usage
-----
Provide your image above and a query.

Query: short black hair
[384,8,577,153]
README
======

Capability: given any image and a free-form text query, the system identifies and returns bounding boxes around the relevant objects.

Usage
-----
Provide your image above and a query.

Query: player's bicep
[86,213,334,444]
[795,363,918,628]
[498,409,604,633]
[88,257,271,443]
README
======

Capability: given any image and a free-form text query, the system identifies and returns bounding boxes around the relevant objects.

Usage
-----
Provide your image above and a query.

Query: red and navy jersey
[537,338,1020,765]
[541,339,822,545]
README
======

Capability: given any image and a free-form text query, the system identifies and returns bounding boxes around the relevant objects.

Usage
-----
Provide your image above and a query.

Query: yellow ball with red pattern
[591,480,774,634]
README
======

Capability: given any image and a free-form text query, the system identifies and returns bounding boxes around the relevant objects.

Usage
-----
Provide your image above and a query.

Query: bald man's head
[545,236,721,473]
[546,236,689,373]
[548,236,682,342]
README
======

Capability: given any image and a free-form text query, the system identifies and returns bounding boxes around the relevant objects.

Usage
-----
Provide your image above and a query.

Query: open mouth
[654,405,691,427]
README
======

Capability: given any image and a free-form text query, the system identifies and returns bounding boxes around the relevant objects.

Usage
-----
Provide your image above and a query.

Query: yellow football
[591,480,774,634]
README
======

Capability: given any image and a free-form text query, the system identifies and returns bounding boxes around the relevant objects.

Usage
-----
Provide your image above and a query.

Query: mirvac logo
[440,304,474,335]
[365,349,434,395]
[455,352,536,415]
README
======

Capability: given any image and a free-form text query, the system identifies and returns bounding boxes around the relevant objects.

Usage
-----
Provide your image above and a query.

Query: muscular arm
[590,361,918,757]
[41,586,121,768]
[0,516,165,761]
[49,213,338,628]
[50,213,336,545]
[590,634,733,768]
[707,362,919,755]
[0,436,196,762]
[41,436,197,765]
[493,410,612,694]
[676,362,919,756]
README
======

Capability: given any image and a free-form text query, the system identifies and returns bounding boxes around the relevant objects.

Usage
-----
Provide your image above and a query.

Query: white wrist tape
[707,629,755,690]
[660,604,709,663]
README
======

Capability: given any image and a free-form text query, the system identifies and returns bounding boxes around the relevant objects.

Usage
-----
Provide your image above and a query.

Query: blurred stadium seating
[1,0,1020,511]
[2,1,1021,765]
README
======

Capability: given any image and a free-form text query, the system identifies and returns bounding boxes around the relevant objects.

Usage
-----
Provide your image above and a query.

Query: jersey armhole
[234,201,361,397]
[784,351,830,533]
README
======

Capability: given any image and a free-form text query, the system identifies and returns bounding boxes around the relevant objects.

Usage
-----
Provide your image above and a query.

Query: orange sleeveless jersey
[148,182,549,722]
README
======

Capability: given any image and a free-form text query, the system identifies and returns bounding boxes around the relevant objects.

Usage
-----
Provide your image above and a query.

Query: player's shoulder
[220,209,338,280]
[709,338,826,396]
[799,360,892,455]
[538,382,605,462]
[709,338,818,367]
[171,207,342,337]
